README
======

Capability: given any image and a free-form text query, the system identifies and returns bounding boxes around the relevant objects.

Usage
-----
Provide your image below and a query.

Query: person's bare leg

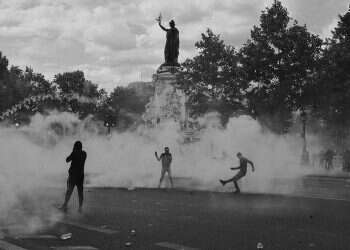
[233,181,240,193]
[159,169,165,188]
[63,187,74,207]
[220,177,234,186]
[61,181,74,212]
[168,171,174,188]
[77,183,84,213]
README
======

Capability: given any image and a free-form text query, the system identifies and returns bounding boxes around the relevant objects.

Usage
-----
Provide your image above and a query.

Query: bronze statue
[156,14,179,66]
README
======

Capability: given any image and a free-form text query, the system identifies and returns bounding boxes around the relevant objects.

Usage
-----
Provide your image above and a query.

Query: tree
[0,51,8,79]
[52,70,105,118]
[81,80,100,98]
[94,86,150,131]
[54,70,86,95]
[109,86,147,114]
[239,1,322,133]
[181,29,247,123]
[314,6,350,146]
[0,55,33,113]
[24,67,55,95]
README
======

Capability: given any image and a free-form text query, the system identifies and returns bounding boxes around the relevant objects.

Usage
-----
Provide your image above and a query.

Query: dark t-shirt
[239,157,249,175]
[66,150,87,178]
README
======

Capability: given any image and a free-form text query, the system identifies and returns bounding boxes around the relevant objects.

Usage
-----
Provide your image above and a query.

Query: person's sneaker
[219,179,225,186]
[78,207,83,214]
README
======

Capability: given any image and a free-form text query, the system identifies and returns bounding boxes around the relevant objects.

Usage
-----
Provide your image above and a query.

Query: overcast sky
[0,0,348,91]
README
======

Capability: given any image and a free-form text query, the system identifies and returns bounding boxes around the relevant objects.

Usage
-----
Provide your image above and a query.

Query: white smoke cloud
[1,109,338,235]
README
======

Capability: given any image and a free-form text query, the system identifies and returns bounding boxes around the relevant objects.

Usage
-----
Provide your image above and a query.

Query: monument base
[143,65,187,127]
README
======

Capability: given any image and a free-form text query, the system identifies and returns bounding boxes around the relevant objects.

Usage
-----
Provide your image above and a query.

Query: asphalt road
[1,185,350,250]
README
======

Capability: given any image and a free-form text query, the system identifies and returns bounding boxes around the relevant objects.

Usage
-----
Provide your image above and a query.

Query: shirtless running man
[155,147,174,188]
[220,152,254,194]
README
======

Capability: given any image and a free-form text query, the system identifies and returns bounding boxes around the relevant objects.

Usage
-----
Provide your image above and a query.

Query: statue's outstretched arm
[158,22,168,31]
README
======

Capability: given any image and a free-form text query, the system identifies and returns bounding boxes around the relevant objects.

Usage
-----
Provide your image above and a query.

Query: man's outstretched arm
[230,166,241,170]
[248,160,255,172]
[155,152,161,161]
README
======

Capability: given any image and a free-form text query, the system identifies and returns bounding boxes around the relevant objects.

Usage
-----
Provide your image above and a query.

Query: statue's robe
[164,27,179,66]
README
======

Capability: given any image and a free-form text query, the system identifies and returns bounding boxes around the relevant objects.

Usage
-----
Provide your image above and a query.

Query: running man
[60,141,87,213]
[219,152,254,194]
[155,147,174,188]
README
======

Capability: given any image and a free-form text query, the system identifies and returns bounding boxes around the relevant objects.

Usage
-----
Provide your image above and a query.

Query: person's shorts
[161,167,171,176]
[232,171,246,182]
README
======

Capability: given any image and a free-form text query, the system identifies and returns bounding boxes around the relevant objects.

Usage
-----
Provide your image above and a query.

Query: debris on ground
[60,233,72,240]
[257,242,263,249]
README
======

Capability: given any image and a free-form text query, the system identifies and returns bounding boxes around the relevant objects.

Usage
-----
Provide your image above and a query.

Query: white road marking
[155,242,199,250]
[50,247,99,250]
[0,240,28,250]
[61,220,119,234]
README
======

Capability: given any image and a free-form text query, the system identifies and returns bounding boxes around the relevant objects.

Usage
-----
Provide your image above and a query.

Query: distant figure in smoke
[219,152,255,194]
[343,149,350,172]
[155,147,174,188]
[60,141,87,213]
[324,149,335,170]
[318,149,326,168]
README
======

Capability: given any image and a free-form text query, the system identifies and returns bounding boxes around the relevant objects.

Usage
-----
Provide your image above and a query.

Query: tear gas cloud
[0,111,323,233]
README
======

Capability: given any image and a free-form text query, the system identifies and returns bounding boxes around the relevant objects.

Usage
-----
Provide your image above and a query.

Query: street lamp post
[103,107,118,135]
[104,121,111,134]
[300,110,310,165]
[104,114,117,135]
[13,115,20,129]
[104,119,116,135]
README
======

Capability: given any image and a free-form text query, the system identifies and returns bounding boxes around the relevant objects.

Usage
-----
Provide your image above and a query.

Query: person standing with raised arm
[220,152,255,194]
[155,147,174,188]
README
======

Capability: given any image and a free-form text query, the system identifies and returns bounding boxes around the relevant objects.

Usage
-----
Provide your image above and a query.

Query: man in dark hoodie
[60,141,87,213]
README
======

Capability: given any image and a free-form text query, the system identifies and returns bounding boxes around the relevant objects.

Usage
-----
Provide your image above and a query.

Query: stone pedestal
[143,66,187,127]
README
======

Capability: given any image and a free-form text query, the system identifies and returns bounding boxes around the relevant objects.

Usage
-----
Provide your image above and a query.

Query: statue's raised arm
[157,14,168,32]
[156,14,180,67]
